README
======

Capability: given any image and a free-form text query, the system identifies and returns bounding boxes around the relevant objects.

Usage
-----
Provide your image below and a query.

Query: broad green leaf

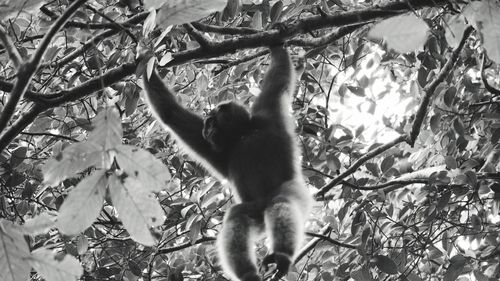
[372,254,398,275]
[114,144,171,192]
[22,212,57,235]
[0,220,31,281]
[56,171,107,235]
[42,142,102,186]
[144,0,227,27]
[109,175,166,246]
[368,14,429,53]
[29,249,83,281]
[88,109,123,150]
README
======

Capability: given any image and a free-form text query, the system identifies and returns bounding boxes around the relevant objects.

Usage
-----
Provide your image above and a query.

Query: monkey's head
[203,101,251,151]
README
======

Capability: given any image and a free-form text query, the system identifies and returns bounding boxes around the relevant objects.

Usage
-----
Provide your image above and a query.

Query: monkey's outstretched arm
[251,46,294,118]
[143,70,223,172]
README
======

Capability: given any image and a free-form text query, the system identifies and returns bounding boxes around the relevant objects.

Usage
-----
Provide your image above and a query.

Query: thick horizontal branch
[0,63,136,152]
[164,0,448,67]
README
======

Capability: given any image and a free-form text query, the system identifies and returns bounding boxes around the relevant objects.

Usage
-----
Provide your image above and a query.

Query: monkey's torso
[224,118,302,204]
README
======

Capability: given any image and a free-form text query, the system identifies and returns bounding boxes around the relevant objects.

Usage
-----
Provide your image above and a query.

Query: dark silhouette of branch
[316,135,407,197]
[0,26,21,67]
[214,49,270,75]
[157,236,216,254]
[0,63,136,152]
[289,23,367,47]
[408,26,474,145]
[191,22,260,35]
[41,11,148,69]
[306,231,357,249]
[85,4,138,43]
[0,0,88,134]
[163,0,449,67]
[183,23,211,49]
[0,0,450,152]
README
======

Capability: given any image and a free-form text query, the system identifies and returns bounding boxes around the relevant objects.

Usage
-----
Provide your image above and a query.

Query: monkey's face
[203,102,251,150]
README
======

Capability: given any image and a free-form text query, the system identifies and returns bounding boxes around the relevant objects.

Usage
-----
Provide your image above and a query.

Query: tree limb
[0,0,88,135]
[0,25,22,67]
[408,26,474,146]
[316,135,407,198]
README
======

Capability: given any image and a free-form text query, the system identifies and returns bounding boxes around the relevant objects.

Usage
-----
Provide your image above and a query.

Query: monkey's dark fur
[142,46,312,281]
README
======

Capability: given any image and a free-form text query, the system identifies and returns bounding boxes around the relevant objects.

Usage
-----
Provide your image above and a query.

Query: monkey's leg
[217,203,264,281]
[263,196,305,279]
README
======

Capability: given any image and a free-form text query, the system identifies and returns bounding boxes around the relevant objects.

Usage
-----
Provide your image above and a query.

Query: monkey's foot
[261,252,292,280]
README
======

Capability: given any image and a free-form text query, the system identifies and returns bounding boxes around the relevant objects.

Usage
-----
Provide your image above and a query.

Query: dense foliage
[1,0,500,280]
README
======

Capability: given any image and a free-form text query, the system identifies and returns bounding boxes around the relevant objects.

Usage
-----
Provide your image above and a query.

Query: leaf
[372,255,398,275]
[76,235,89,255]
[368,14,429,53]
[0,220,31,281]
[430,113,441,135]
[144,0,227,28]
[444,255,467,281]
[22,212,57,235]
[109,175,166,246]
[29,249,83,281]
[88,109,123,150]
[251,10,262,29]
[56,171,107,235]
[444,156,458,169]
[114,145,171,192]
[42,142,103,186]
[327,153,341,172]
[380,156,394,173]
[143,9,156,36]
[158,52,173,66]
[0,0,45,18]
[10,146,27,168]
[270,1,283,23]
[347,85,365,97]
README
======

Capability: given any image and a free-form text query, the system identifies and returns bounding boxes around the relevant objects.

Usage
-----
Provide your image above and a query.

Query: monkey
[142,45,312,281]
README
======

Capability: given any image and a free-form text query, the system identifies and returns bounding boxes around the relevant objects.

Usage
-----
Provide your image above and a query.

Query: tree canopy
[1,0,500,280]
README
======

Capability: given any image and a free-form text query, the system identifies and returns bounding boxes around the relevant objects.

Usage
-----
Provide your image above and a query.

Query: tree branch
[183,23,211,49]
[0,25,22,67]
[191,22,259,35]
[316,135,407,198]
[0,0,88,135]
[408,26,474,146]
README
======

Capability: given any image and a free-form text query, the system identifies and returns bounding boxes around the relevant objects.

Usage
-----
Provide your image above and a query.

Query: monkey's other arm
[142,70,222,172]
[251,46,294,118]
